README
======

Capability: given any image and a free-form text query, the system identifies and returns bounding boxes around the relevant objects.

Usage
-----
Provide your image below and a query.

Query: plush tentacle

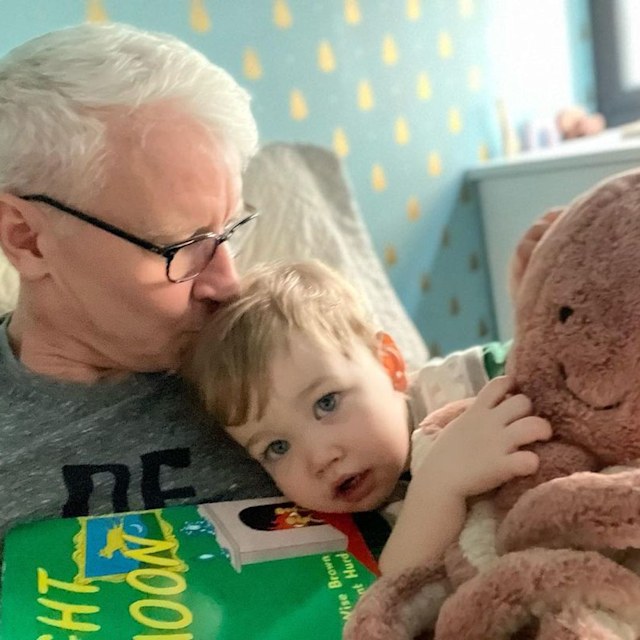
[493,441,599,513]
[536,605,638,640]
[444,499,498,587]
[434,549,640,640]
[535,615,582,640]
[498,470,640,554]
[343,564,448,640]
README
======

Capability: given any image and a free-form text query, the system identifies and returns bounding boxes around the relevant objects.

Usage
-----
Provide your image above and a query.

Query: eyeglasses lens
[224,219,253,258]
[167,213,255,282]
[168,237,218,282]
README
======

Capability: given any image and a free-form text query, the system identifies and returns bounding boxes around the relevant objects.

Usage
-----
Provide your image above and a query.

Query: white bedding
[0,252,17,315]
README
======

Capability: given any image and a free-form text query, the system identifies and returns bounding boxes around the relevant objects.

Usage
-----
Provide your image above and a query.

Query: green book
[1,496,379,639]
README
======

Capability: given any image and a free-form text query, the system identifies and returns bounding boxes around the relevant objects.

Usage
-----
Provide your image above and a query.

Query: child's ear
[376,331,407,392]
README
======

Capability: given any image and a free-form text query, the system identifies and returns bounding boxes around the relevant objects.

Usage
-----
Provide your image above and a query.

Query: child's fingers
[491,393,533,423]
[475,375,515,407]
[504,416,552,450]
[505,449,540,477]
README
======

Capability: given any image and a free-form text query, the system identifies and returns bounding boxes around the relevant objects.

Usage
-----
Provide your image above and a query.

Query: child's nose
[308,441,344,477]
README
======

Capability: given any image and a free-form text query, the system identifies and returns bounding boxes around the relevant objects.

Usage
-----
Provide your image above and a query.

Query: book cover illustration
[198,497,348,571]
[1,496,378,639]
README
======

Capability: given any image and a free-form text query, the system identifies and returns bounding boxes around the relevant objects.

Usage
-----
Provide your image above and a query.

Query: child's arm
[378,375,552,576]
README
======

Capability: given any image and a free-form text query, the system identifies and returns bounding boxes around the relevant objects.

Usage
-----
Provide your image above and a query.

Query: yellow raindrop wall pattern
[417,72,432,101]
[318,40,336,73]
[344,0,361,25]
[371,164,387,192]
[459,0,475,19]
[438,31,454,59]
[406,197,420,221]
[243,48,263,80]
[381,35,399,66]
[289,89,308,121]
[384,245,398,266]
[406,0,421,21]
[468,65,482,91]
[394,117,410,145]
[190,0,211,33]
[357,80,374,111]
[448,108,463,135]
[427,152,443,177]
[7,0,595,354]
[274,0,293,29]
[333,128,350,158]
[86,0,108,23]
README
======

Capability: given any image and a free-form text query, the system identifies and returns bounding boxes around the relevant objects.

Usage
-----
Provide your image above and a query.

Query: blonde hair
[183,260,379,426]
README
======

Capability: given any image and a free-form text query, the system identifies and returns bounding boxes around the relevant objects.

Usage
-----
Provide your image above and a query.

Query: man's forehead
[107,102,213,142]
[104,105,230,186]
[98,113,237,237]
[148,195,245,241]
[138,214,208,242]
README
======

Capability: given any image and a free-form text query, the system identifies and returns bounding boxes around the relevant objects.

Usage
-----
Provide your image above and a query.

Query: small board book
[1,496,379,639]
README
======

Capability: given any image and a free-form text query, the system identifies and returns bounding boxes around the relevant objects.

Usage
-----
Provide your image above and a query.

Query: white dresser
[468,129,640,340]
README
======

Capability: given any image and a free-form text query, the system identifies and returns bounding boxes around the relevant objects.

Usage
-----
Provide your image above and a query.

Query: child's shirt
[382,341,510,525]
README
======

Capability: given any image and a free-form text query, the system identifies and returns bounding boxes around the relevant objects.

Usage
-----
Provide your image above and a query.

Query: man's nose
[191,243,241,302]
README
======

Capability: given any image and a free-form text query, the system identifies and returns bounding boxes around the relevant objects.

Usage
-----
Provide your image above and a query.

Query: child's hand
[413,376,552,499]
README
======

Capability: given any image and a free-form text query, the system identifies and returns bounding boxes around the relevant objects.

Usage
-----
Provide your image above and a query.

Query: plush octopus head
[507,169,640,465]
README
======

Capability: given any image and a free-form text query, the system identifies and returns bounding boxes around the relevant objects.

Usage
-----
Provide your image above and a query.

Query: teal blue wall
[1,0,596,355]
[567,0,598,110]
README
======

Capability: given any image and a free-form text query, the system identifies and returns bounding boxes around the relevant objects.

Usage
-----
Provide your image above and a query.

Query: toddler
[182,260,551,574]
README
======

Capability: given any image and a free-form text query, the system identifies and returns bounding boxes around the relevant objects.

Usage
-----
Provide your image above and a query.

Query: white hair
[0,22,258,202]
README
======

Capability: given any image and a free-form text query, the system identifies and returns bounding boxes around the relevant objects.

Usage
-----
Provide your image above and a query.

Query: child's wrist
[408,465,468,503]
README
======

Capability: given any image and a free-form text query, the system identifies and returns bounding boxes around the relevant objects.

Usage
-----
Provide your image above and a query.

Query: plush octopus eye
[559,306,574,323]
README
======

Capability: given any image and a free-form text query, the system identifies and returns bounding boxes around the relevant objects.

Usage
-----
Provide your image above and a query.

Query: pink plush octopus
[344,169,640,639]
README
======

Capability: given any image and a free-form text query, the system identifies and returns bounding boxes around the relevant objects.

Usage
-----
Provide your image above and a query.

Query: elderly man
[0,22,276,548]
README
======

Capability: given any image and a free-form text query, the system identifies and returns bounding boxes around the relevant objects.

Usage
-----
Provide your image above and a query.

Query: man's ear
[0,194,48,280]
[376,331,408,392]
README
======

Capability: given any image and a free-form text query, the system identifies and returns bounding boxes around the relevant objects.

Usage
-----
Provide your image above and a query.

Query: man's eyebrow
[149,201,243,243]
[149,224,212,245]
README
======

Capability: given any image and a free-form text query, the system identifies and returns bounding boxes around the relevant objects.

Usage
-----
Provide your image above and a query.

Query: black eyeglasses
[21,194,259,283]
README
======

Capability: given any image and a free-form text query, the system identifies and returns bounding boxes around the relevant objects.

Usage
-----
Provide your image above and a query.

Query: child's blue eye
[264,439,290,461]
[314,392,339,418]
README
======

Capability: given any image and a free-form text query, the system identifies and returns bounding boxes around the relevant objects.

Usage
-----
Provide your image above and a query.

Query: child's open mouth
[333,470,374,503]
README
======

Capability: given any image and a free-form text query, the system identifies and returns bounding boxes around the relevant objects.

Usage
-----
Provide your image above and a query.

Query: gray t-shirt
[0,315,277,553]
